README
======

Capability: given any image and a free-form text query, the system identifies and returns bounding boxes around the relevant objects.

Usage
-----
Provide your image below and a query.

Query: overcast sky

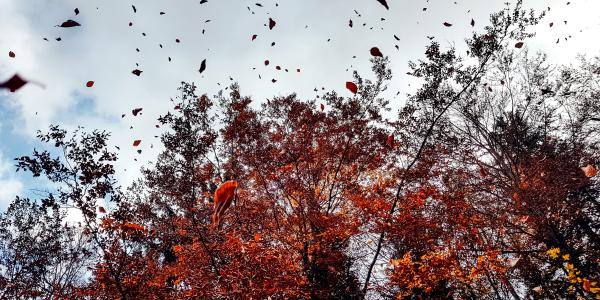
[1,0,599,209]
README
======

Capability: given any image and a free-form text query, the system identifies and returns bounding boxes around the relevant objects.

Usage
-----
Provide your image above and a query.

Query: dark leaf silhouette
[264,60,269,66]
[252,34,257,41]
[443,22,453,27]
[133,140,141,147]
[132,69,143,76]
[471,18,475,26]
[269,18,276,30]
[9,51,15,58]
[132,5,137,13]
[515,41,524,48]
[200,0,208,3]
[375,0,389,9]
[86,81,94,87]
[199,59,207,74]
[132,108,143,116]
[370,47,383,57]
[74,8,79,15]
[0,74,28,92]
[346,81,358,94]
[58,20,80,27]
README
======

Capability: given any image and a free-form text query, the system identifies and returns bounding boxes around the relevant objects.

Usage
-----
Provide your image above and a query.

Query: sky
[1,0,599,210]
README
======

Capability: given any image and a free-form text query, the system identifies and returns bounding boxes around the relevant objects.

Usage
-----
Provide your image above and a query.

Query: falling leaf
[86,81,94,87]
[98,206,106,213]
[443,22,453,27]
[200,0,208,3]
[199,59,207,74]
[132,108,143,116]
[581,165,597,177]
[132,69,143,76]
[0,74,28,92]
[471,19,475,27]
[320,103,325,111]
[275,66,281,70]
[264,60,269,66]
[133,140,141,147]
[58,19,81,27]
[132,5,137,13]
[549,22,554,27]
[74,8,79,15]
[252,34,257,41]
[8,51,15,58]
[349,19,353,28]
[370,47,383,57]
[268,18,276,30]
[271,79,277,83]
[176,38,180,43]
[160,12,165,15]
[393,35,400,41]
[514,42,524,48]
[346,81,358,94]
[375,0,389,9]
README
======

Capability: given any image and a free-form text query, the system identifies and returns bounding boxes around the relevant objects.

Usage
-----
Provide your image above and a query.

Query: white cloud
[0,151,23,208]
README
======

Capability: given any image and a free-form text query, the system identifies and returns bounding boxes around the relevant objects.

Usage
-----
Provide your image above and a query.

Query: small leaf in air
[370,47,383,57]
[58,19,81,27]
[268,18,276,30]
[199,59,207,74]
[132,108,143,116]
[346,81,358,94]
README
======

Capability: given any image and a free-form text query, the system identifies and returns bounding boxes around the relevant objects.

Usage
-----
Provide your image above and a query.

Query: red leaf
[268,18,276,30]
[8,51,15,58]
[132,69,143,76]
[0,74,28,92]
[514,42,524,48]
[58,19,81,27]
[320,103,325,111]
[252,34,257,41]
[133,140,141,147]
[86,81,94,87]
[346,81,358,94]
[370,47,383,57]
[98,206,106,213]
[264,60,269,66]
[387,135,395,148]
[132,108,143,116]
[443,22,453,27]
